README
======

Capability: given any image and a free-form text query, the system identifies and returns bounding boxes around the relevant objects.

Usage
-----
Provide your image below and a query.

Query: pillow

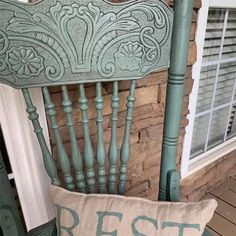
[50,185,217,236]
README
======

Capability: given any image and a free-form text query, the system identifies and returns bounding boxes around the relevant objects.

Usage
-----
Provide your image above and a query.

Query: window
[182,0,236,177]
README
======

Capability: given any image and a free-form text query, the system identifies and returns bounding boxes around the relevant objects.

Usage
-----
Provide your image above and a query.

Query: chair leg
[202,228,212,236]
[0,151,25,236]
[28,219,56,236]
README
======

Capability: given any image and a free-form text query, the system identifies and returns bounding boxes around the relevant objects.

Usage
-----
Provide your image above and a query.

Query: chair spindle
[21,88,60,186]
[61,86,86,192]
[79,84,96,193]
[118,80,136,195]
[95,83,107,193]
[42,87,74,190]
[108,81,120,194]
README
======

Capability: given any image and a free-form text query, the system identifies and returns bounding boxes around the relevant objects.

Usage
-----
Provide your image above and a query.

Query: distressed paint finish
[22,88,60,186]
[42,87,75,190]
[28,219,57,236]
[62,85,86,192]
[108,81,119,194]
[119,80,136,195]
[0,0,173,88]
[159,0,194,202]
[95,83,107,193]
[0,151,26,236]
[0,0,207,235]
[79,84,96,193]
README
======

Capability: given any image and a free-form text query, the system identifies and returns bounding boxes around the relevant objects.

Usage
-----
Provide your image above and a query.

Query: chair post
[159,0,194,201]
[0,151,26,236]
[22,88,60,187]
[108,81,119,194]
[119,80,136,195]
[42,87,74,190]
[79,84,96,193]
[62,85,85,192]
[95,82,107,194]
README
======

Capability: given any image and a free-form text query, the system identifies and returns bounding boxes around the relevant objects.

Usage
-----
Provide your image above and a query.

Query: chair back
[0,0,173,194]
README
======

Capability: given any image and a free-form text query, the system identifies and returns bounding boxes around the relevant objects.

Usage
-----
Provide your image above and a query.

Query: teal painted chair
[0,150,26,235]
[0,0,211,235]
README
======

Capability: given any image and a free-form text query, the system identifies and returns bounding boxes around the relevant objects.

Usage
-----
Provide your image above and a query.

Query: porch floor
[205,176,236,236]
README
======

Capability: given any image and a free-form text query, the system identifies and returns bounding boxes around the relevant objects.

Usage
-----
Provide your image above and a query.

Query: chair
[0,150,26,235]
[0,0,211,235]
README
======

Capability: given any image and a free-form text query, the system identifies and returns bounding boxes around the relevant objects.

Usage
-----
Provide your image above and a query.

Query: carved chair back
[0,0,173,195]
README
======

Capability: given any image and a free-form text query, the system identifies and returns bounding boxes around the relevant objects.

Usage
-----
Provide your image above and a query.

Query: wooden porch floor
[205,176,236,236]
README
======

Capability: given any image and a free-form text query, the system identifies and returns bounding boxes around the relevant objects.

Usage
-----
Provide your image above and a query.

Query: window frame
[181,0,236,178]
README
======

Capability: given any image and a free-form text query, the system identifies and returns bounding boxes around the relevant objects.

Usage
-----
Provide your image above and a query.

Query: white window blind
[191,8,236,158]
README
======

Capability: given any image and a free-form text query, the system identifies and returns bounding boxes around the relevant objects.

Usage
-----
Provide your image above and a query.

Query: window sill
[182,136,236,179]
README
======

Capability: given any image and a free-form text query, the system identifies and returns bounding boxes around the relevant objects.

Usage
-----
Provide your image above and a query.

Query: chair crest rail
[0,0,173,88]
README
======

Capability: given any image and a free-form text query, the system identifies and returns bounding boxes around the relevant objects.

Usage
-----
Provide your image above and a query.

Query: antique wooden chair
[0,0,211,235]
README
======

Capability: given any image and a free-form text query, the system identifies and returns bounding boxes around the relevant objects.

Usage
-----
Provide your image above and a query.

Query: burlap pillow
[50,185,217,236]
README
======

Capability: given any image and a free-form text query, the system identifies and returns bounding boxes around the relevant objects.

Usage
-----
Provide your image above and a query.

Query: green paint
[96,82,107,193]
[108,81,119,194]
[131,216,158,236]
[119,80,136,195]
[96,211,123,236]
[55,205,80,236]
[62,85,85,192]
[0,151,25,236]
[162,222,200,236]
[79,84,96,193]
[0,0,175,198]
[0,0,173,88]
[43,87,74,190]
[22,88,60,186]
[0,1,208,235]
[203,228,213,236]
[28,219,57,236]
[159,0,194,201]
[167,169,180,202]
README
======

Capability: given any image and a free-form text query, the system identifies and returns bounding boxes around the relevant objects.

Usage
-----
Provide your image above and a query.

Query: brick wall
[47,0,201,200]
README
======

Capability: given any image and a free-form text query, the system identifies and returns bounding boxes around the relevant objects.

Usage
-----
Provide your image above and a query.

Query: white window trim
[0,85,55,231]
[181,0,236,178]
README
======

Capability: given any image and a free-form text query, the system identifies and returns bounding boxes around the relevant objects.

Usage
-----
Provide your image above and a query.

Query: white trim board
[185,137,236,178]
[181,0,210,177]
[209,0,236,8]
[0,85,55,231]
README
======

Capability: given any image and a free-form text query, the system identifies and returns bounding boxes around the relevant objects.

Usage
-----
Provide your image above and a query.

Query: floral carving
[115,42,145,71]
[6,47,44,79]
[0,0,173,87]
